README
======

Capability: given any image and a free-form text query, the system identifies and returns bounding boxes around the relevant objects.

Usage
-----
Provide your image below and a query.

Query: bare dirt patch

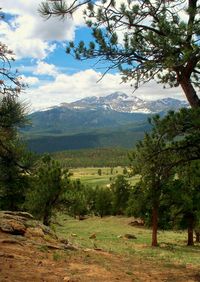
[0,212,199,282]
[0,231,200,282]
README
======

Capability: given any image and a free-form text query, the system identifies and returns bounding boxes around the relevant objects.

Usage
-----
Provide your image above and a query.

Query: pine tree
[0,95,32,210]
[94,187,113,217]
[169,162,200,246]
[26,155,71,225]
[129,107,200,246]
[111,175,131,215]
[129,132,174,246]
[39,0,200,107]
[65,179,89,219]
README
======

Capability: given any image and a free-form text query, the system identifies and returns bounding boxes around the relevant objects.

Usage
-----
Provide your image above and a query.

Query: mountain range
[22,92,188,153]
[55,92,188,114]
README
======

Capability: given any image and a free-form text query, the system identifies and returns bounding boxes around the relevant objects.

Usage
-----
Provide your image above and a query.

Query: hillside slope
[0,212,199,282]
[22,92,187,153]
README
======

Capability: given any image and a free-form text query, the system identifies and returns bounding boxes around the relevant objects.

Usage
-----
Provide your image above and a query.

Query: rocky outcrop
[128,219,144,227]
[0,211,54,237]
[0,211,32,235]
[0,211,77,250]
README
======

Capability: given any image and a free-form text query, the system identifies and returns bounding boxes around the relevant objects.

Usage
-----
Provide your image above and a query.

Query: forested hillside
[52,147,130,167]
[24,123,150,153]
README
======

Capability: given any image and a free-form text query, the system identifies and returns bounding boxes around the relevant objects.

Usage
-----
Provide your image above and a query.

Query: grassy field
[2,216,199,282]
[53,166,200,279]
[70,166,140,188]
[55,215,200,267]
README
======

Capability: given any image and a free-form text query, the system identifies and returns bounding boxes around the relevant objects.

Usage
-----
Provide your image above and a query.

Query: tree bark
[187,213,194,246]
[43,214,50,226]
[180,79,200,108]
[195,230,200,243]
[151,206,158,247]
[43,205,51,226]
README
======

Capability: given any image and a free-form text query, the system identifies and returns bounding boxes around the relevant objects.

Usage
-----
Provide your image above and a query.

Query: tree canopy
[129,128,174,246]
[129,107,200,246]
[0,94,33,210]
[0,11,34,210]
[39,0,200,107]
[26,155,72,225]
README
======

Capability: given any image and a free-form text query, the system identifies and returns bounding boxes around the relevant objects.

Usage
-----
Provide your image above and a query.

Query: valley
[1,2,200,281]
[22,92,187,153]
[70,167,140,188]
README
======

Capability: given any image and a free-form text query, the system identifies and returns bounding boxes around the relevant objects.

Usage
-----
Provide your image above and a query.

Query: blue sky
[0,0,184,112]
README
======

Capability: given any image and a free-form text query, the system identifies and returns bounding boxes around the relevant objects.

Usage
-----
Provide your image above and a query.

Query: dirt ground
[0,232,200,282]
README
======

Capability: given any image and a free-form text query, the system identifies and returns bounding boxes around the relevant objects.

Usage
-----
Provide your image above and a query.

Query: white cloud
[0,0,85,59]
[34,61,59,77]
[0,0,189,112]
[20,68,184,112]
[21,75,39,86]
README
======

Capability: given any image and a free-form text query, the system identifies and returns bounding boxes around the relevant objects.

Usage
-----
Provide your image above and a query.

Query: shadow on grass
[158,242,200,253]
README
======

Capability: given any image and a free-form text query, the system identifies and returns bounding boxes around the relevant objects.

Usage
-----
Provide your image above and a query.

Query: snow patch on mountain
[43,92,188,114]
[66,92,188,113]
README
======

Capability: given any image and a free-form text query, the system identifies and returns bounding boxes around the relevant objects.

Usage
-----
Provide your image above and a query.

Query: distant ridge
[22,92,188,153]
[59,92,188,114]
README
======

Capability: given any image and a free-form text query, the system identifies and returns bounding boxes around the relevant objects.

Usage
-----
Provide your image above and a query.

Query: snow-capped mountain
[60,92,188,114]
[24,92,189,153]
[26,92,188,135]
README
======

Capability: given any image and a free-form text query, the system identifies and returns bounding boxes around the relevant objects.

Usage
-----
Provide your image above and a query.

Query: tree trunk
[151,206,158,247]
[43,206,51,226]
[43,214,51,226]
[195,230,200,243]
[187,213,194,246]
[180,79,200,108]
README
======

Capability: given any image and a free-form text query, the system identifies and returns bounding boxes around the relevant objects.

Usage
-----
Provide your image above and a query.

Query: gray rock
[124,234,137,239]
[0,219,26,235]
[0,238,23,245]
[1,211,34,219]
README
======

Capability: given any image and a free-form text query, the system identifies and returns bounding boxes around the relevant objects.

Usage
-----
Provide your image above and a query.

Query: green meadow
[54,166,200,269]
[70,167,140,188]
[55,215,200,267]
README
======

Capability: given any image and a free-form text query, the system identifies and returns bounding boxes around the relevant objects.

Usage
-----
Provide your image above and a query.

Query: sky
[0,0,185,112]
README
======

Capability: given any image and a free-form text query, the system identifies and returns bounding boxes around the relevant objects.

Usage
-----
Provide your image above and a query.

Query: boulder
[0,218,26,235]
[25,227,45,238]
[0,211,78,251]
[89,233,96,239]
[2,211,34,219]
[124,234,137,239]
[128,220,144,227]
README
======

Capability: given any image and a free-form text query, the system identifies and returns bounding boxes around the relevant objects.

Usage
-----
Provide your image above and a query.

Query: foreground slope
[1,212,199,282]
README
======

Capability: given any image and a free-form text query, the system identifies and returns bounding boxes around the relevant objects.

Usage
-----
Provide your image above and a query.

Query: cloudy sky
[1,0,185,112]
